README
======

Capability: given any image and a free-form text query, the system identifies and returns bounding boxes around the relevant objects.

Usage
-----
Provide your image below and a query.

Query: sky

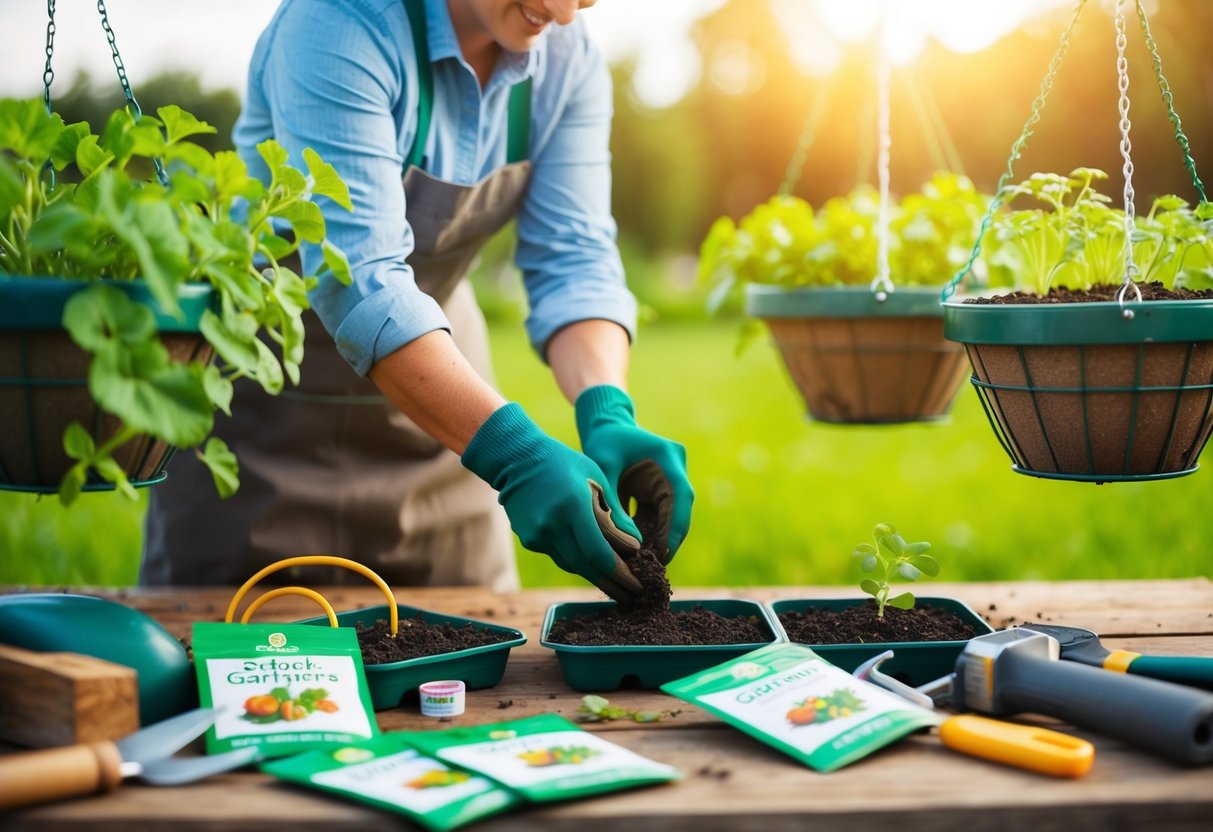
[0,0,1084,109]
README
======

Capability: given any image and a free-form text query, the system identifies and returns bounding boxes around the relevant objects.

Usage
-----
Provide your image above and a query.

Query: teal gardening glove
[462,403,645,601]
[575,385,694,561]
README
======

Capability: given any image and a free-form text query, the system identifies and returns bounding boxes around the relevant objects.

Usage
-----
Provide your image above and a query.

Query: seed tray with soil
[298,604,526,711]
[768,597,994,687]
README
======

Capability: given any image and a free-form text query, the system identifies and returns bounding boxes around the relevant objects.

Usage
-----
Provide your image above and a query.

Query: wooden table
[4,579,1212,831]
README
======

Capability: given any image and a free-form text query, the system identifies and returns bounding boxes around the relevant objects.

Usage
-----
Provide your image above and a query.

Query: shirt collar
[422,0,540,86]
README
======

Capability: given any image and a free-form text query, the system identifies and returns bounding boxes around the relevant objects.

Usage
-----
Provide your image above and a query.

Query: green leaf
[0,156,22,215]
[887,592,916,610]
[321,239,352,285]
[58,463,87,507]
[909,554,940,576]
[94,457,138,501]
[859,555,878,573]
[157,105,216,145]
[0,99,65,162]
[852,543,876,559]
[872,523,895,538]
[199,438,240,498]
[878,533,906,559]
[896,563,922,581]
[580,695,610,714]
[89,341,214,447]
[202,364,234,416]
[903,541,931,556]
[199,308,261,375]
[75,135,114,178]
[63,285,158,351]
[62,422,96,460]
[257,139,289,176]
[50,122,91,170]
[212,151,257,204]
[633,711,663,723]
[859,579,882,598]
[304,147,353,211]
[275,200,325,244]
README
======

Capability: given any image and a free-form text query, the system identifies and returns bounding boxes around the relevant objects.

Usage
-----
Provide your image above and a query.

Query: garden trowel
[922,628,1213,766]
[0,706,260,810]
[1021,622,1213,690]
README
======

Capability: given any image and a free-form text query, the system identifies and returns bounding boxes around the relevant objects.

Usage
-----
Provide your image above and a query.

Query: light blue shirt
[233,0,637,376]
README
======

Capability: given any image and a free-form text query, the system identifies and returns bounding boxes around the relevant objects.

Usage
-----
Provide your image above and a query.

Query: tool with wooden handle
[853,650,1095,777]
[0,707,259,810]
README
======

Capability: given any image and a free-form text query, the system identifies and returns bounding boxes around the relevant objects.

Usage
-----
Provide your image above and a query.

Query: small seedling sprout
[852,523,939,618]
[577,695,666,724]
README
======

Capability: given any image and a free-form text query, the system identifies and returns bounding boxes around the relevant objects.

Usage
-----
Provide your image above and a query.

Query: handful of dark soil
[356,613,512,665]
[777,601,981,645]
[546,504,770,647]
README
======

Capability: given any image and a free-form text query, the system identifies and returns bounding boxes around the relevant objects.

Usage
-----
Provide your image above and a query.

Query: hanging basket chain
[777,76,835,196]
[42,0,57,114]
[1114,0,1142,307]
[872,29,893,299]
[941,0,1089,301]
[1135,0,1207,203]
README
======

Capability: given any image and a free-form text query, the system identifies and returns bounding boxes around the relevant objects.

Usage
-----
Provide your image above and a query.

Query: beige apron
[141,157,532,589]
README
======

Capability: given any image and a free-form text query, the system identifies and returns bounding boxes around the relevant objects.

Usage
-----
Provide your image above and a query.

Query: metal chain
[1136,0,1207,203]
[97,0,140,116]
[942,0,1089,300]
[42,0,57,114]
[1114,0,1142,308]
[871,30,893,299]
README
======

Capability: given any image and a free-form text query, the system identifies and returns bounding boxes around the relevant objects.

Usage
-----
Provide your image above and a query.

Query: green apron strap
[401,0,531,170]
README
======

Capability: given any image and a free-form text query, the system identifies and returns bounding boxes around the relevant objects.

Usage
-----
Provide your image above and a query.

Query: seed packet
[399,714,679,801]
[193,621,378,757]
[261,734,519,831]
[661,642,938,772]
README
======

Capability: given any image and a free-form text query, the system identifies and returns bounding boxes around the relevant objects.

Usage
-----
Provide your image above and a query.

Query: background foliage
[3,0,1212,586]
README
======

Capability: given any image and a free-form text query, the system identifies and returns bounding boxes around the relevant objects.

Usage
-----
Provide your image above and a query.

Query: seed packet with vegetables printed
[261,734,519,831]
[193,622,378,757]
[661,643,938,772]
[398,714,679,801]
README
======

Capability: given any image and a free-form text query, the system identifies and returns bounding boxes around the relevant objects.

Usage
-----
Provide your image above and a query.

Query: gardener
[140,0,694,599]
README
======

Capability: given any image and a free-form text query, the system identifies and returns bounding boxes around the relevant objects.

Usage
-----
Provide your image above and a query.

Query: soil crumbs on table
[965,280,1213,305]
[357,614,511,664]
[546,504,769,647]
[778,601,981,644]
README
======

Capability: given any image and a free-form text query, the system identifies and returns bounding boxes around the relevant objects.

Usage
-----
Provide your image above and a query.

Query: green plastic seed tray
[298,604,526,711]
[767,597,994,687]
[539,599,781,692]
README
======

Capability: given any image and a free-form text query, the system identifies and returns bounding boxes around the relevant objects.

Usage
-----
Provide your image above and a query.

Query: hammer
[926,629,1213,766]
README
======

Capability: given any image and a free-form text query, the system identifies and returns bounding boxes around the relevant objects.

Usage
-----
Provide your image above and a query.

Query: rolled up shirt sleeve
[516,24,637,359]
[234,0,448,377]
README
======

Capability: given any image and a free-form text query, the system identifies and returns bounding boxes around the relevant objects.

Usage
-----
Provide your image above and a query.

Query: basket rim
[746,284,946,318]
[943,297,1213,345]
[0,276,214,332]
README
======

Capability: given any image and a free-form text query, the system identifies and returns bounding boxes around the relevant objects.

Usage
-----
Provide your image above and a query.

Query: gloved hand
[575,385,693,562]
[462,402,645,601]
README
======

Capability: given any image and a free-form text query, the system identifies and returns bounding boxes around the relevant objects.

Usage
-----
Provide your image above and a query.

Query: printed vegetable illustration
[786,689,866,727]
[852,523,939,618]
[406,770,471,790]
[241,686,338,724]
[517,746,600,767]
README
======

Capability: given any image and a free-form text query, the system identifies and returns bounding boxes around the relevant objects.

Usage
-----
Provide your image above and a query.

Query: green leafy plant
[852,523,939,619]
[577,694,668,724]
[987,167,1213,295]
[699,171,990,310]
[0,97,352,503]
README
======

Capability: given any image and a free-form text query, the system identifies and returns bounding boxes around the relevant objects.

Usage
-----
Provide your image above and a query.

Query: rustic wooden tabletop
[3,579,1212,831]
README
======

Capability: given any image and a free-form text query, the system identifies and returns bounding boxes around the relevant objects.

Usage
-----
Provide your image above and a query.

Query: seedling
[577,695,670,724]
[852,523,939,619]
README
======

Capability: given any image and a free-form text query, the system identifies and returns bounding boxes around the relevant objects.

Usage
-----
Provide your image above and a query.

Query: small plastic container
[299,604,526,711]
[767,596,994,687]
[540,599,781,692]
[419,680,466,717]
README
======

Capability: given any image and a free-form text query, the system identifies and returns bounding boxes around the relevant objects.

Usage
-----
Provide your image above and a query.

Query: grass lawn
[3,318,1211,588]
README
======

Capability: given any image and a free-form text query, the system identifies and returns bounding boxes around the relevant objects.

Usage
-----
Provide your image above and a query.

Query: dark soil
[965,280,1213,305]
[545,504,770,647]
[356,613,512,664]
[778,601,981,644]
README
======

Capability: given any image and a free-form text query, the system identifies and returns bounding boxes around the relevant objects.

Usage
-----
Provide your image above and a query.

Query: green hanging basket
[746,285,969,424]
[943,299,1213,482]
[0,277,216,493]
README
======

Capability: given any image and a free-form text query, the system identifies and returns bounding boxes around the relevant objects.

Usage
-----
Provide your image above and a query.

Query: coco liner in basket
[226,556,525,711]
[747,285,970,424]
[943,297,1213,481]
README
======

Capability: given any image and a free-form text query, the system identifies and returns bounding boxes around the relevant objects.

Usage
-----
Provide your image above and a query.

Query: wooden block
[0,644,139,748]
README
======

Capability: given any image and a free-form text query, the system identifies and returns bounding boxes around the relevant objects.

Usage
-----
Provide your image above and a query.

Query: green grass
[3,318,1212,588]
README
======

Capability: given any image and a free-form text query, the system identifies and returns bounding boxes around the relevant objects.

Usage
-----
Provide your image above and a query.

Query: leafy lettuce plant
[987,167,1213,295]
[0,97,352,503]
[852,522,939,619]
[699,171,989,312]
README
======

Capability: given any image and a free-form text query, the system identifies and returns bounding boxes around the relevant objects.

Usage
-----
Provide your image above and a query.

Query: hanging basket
[0,277,215,492]
[943,299,1213,481]
[747,285,969,424]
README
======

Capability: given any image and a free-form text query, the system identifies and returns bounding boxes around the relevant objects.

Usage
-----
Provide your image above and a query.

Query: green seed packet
[399,714,680,801]
[192,621,379,758]
[261,734,519,831]
[661,643,938,772]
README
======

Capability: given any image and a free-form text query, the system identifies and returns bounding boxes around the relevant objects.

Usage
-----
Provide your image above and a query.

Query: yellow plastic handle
[239,586,339,628]
[938,714,1095,778]
[225,555,399,635]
